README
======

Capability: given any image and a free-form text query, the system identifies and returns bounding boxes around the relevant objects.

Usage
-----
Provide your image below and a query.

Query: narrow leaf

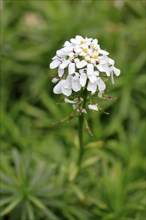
[0,196,22,217]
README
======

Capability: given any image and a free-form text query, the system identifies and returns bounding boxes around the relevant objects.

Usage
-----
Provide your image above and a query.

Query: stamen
[83,48,88,53]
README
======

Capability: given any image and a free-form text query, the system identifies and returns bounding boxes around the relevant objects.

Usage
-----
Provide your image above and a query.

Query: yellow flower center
[83,48,88,53]
[93,55,98,59]
[80,40,85,44]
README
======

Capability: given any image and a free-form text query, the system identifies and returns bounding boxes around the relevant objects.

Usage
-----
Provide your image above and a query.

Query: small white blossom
[50,35,121,111]
[88,104,98,111]
[64,98,76,104]
[52,78,59,83]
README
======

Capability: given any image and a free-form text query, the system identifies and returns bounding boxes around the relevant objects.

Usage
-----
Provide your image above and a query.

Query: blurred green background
[0,0,145,220]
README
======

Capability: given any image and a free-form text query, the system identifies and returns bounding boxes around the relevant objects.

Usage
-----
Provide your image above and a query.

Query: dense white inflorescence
[50,35,120,111]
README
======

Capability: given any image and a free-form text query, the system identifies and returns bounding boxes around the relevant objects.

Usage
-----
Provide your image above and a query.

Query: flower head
[50,35,120,112]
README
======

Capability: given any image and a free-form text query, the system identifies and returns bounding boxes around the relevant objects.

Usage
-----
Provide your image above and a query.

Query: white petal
[58,68,64,77]
[74,48,82,53]
[60,60,70,69]
[52,78,59,83]
[87,63,94,75]
[112,66,121,76]
[61,80,72,96]
[81,108,87,114]
[50,60,61,69]
[108,58,115,65]
[70,38,78,44]
[111,72,115,84]
[72,76,81,92]
[64,75,72,89]
[86,37,93,42]
[90,58,96,64]
[63,47,72,53]
[64,41,72,47]
[80,72,87,87]
[68,52,74,57]
[99,56,109,64]
[88,75,97,83]
[85,55,90,61]
[74,58,80,63]
[64,98,76,104]
[53,81,62,94]
[76,35,84,41]
[73,103,78,110]
[52,55,58,60]
[68,63,75,75]
[97,64,110,76]
[79,51,87,56]
[97,64,106,72]
[88,49,92,55]
[88,104,98,111]
[99,49,109,55]
[76,60,87,68]
[79,69,84,74]
[98,91,104,97]
[56,50,65,57]
[94,71,99,76]
[92,39,98,45]
[87,81,97,94]
[62,88,72,96]
[75,72,79,77]
[96,77,106,91]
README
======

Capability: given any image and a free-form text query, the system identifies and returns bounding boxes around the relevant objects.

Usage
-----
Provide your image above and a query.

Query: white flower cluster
[50,35,120,111]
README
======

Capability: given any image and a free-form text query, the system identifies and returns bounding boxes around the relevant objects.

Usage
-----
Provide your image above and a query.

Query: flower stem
[78,89,87,167]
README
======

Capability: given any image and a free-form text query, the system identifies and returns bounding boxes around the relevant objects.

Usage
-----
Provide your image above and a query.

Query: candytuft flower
[50,35,120,112]
[88,104,98,111]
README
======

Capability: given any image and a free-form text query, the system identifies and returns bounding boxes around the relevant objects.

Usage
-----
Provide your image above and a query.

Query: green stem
[78,89,87,167]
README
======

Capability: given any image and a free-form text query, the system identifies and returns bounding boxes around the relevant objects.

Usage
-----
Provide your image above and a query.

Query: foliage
[0,0,145,220]
[0,150,64,220]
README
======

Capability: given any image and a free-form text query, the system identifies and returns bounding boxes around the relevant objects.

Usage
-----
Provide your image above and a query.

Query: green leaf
[12,149,21,177]
[29,196,59,220]
[82,156,100,168]
[0,172,16,186]
[20,102,49,119]
[39,91,61,117]
[85,141,104,149]
[68,163,78,181]
[0,196,16,207]
[71,185,85,201]
[25,201,35,220]
[0,183,17,193]
[0,196,22,217]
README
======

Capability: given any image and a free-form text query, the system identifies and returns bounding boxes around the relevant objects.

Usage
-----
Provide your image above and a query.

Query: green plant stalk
[78,89,87,167]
